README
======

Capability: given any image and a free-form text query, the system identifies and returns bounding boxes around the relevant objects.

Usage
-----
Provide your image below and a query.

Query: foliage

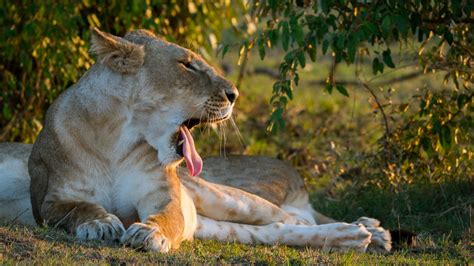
[236,0,473,133]
[221,0,473,189]
[377,90,473,187]
[0,0,242,142]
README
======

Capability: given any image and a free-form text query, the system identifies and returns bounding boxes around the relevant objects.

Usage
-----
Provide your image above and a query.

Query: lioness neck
[54,66,154,166]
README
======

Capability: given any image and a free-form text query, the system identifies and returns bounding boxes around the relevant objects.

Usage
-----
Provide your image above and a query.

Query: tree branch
[359,80,391,140]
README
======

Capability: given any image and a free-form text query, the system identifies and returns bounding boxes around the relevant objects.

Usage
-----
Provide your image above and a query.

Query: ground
[0,225,469,264]
[0,50,472,264]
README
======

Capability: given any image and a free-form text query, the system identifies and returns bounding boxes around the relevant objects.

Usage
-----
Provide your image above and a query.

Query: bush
[0,1,241,142]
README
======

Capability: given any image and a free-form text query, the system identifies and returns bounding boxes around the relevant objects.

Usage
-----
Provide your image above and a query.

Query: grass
[1,49,472,264]
[0,225,469,264]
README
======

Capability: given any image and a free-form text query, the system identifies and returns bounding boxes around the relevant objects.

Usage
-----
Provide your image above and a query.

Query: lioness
[0,28,391,252]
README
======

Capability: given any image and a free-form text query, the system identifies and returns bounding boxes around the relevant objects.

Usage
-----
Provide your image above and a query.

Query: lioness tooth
[178,139,185,146]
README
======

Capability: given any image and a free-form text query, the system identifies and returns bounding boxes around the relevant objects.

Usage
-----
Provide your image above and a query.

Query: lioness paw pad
[75,214,125,241]
[121,222,171,252]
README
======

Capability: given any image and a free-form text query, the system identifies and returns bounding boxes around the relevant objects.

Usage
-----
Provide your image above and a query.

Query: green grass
[0,224,469,264]
[1,50,472,264]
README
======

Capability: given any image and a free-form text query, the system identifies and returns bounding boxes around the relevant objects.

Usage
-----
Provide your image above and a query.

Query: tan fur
[0,28,391,253]
[26,28,237,251]
[90,28,145,74]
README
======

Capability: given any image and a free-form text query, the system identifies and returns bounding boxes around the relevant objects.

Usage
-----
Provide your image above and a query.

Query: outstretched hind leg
[194,215,372,252]
[282,193,392,252]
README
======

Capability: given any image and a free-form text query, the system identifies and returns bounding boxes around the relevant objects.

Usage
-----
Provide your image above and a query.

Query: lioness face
[91,29,238,174]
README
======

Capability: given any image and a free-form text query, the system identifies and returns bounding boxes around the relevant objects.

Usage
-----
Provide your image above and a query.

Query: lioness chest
[56,140,163,226]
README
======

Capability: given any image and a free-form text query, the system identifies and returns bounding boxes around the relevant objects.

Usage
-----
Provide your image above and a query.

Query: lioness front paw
[121,222,171,252]
[321,223,372,253]
[76,213,125,241]
[353,217,392,253]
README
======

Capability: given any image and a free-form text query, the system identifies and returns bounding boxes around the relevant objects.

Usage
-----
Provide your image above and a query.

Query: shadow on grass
[311,179,472,260]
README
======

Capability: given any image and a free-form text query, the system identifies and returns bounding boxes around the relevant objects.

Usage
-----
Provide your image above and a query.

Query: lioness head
[89,28,238,175]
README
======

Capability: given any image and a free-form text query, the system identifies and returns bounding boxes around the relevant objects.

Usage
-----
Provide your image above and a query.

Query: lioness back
[0,142,35,225]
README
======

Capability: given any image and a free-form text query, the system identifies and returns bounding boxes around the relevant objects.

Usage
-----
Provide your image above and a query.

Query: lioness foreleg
[120,169,184,252]
[181,175,300,225]
[195,215,372,252]
[42,201,125,241]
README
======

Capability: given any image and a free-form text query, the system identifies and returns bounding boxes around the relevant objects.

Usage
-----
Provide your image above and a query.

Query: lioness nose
[225,86,239,104]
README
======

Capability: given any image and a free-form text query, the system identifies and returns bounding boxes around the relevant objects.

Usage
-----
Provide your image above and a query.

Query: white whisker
[229,115,244,148]
[222,122,227,158]
[193,99,207,107]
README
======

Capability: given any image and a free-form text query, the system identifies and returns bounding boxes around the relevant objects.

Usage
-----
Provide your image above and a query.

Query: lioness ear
[90,27,145,74]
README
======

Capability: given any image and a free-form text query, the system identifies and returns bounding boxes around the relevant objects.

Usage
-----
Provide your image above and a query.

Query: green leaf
[335,33,345,50]
[420,99,426,111]
[272,82,282,94]
[381,16,392,36]
[410,13,421,34]
[290,21,305,47]
[321,0,331,13]
[322,39,329,55]
[2,103,12,119]
[457,94,469,109]
[432,118,441,134]
[382,49,395,68]
[307,46,317,62]
[347,36,357,63]
[324,83,333,94]
[420,136,435,157]
[394,15,409,37]
[258,36,266,60]
[285,84,293,100]
[372,58,381,75]
[297,51,306,68]
[362,22,377,37]
[268,0,278,11]
[221,45,229,59]
[336,84,349,97]
[444,31,454,45]
[284,51,295,64]
[268,29,279,45]
[378,60,384,74]
[439,126,452,150]
[268,106,285,133]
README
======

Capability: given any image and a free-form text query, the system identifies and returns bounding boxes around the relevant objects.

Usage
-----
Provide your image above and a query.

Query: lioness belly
[199,155,306,206]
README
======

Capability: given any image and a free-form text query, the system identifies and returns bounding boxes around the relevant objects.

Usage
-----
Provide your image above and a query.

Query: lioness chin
[0,28,391,253]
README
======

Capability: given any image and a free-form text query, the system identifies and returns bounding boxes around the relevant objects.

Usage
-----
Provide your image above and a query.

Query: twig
[53,207,77,229]
[249,67,426,88]
[360,80,391,139]
[236,45,249,89]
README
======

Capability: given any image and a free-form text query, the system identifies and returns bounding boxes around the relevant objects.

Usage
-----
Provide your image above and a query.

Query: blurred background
[1,0,472,248]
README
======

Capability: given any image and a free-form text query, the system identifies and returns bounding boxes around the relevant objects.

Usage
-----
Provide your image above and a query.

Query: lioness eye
[180,61,197,72]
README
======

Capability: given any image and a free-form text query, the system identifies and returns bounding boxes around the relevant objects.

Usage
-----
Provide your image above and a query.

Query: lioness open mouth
[175,116,230,177]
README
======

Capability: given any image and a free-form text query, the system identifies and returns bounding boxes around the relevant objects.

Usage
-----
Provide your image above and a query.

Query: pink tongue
[179,126,203,176]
